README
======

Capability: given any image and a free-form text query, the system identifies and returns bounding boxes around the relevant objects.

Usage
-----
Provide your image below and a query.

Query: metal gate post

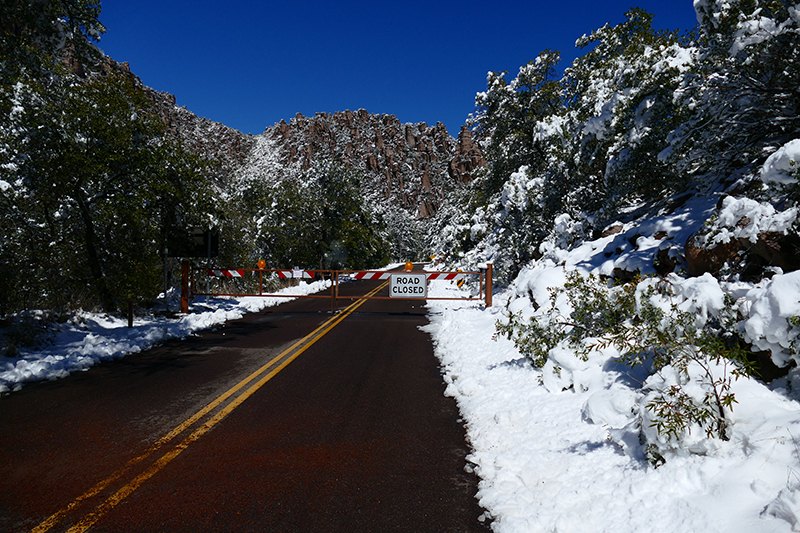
[181,260,189,314]
[485,263,493,308]
[332,271,338,313]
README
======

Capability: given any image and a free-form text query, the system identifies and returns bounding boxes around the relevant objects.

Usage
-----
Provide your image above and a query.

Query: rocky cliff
[257,110,485,217]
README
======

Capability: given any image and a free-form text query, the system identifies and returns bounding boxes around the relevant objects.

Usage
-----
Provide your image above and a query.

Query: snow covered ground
[0,280,332,394]
[423,191,800,532]
[426,279,800,533]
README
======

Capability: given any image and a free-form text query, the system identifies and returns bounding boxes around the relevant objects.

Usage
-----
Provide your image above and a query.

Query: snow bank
[426,272,800,533]
[0,280,331,394]
[740,271,800,367]
[424,191,800,533]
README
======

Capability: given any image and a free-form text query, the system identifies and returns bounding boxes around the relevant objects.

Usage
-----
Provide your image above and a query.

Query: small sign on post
[390,273,427,298]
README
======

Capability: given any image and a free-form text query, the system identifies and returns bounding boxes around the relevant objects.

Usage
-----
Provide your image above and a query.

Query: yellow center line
[32,281,387,533]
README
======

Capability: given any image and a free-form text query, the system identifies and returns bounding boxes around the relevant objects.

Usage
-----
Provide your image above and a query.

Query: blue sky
[97,1,699,137]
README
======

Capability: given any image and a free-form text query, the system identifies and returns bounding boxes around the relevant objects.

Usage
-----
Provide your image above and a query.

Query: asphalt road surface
[0,274,490,532]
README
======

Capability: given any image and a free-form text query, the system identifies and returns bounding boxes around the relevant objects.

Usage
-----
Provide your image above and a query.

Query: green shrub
[496,271,755,445]
[0,311,59,357]
[496,271,636,366]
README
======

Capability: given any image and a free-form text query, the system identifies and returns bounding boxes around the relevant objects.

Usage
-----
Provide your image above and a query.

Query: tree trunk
[75,192,115,311]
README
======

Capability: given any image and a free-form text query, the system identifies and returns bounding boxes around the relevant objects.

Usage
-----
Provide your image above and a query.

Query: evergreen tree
[561,8,690,213]
[1,72,210,312]
[0,0,104,82]
[667,0,800,184]
[471,49,562,198]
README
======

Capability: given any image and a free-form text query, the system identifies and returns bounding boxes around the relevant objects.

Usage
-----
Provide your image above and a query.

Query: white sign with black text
[389,273,427,299]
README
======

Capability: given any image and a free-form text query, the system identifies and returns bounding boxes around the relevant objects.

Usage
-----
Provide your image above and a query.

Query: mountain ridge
[124,57,485,218]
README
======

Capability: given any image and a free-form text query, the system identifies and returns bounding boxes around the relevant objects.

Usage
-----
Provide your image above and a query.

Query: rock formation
[256,110,485,217]
[116,55,486,218]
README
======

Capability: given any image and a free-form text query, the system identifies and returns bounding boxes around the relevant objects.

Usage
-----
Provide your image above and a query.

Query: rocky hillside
[130,57,485,218]
[261,111,484,217]
[103,59,259,186]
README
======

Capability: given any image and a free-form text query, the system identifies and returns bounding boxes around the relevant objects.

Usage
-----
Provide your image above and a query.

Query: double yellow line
[32,281,388,533]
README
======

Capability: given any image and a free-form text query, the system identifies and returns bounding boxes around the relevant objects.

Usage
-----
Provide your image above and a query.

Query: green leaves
[235,161,391,270]
[0,0,104,82]
[496,271,637,367]
[1,72,212,312]
[564,8,689,209]
[496,272,756,445]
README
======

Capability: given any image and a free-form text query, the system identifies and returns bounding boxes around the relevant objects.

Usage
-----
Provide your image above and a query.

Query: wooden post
[332,271,338,314]
[181,260,190,314]
[485,263,493,308]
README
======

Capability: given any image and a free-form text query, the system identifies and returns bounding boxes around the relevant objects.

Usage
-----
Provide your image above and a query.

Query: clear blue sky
[97,1,699,136]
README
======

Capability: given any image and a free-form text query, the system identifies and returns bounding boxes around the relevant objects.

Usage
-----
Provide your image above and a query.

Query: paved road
[0,275,489,532]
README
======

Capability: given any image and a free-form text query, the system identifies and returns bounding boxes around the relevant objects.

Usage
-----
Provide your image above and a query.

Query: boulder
[685,230,800,277]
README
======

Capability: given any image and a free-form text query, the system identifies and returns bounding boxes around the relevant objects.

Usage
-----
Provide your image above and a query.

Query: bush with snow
[496,269,765,458]
[427,263,800,532]
[761,139,800,186]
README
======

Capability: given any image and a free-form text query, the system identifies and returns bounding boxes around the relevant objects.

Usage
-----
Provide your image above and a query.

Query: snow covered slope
[424,187,800,532]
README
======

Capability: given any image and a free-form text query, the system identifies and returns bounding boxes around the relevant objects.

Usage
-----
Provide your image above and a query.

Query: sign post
[485,263,493,307]
[389,273,427,299]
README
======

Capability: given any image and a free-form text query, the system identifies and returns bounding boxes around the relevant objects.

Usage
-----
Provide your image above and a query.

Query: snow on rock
[703,196,798,246]
[761,139,800,186]
[740,270,800,367]
[508,260,567,315]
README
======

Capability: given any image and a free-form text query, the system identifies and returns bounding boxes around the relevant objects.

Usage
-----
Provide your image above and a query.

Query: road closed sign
[390,273,427,298]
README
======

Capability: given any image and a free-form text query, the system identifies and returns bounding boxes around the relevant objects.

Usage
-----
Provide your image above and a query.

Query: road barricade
[182,263,493,313]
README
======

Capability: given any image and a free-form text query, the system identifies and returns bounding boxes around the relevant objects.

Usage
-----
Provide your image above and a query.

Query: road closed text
[390,273,427,299]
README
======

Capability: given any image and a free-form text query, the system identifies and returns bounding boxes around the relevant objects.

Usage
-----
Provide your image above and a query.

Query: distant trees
[232,161,392,270]
[1,2,397,315]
